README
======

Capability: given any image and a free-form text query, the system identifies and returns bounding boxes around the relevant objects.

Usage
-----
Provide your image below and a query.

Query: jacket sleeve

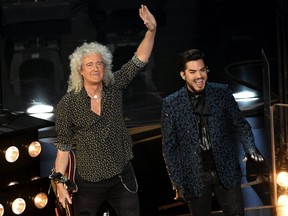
[225,87,257,154]
[161,98,183,190]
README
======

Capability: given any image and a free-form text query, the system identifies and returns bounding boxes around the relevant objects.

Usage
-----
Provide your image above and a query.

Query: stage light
[5,146,20,163]
[233,90,259,102]
[27,104,54,114]
[11,198,26,215]
[28,141,41,157]
[0,177,57,215]
[33,192,48,209]
[31,176,41,181]
[278,194,288,206]
[0,204,4,216]
[277,171,288,188]
[29,112,54,121]
[0,113,55,215]
[8,181,19,186]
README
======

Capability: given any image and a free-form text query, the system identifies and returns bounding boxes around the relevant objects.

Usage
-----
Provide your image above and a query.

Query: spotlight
[233,90,259,102]
[31,176,41,181]
[28,141,41,157]
[277,171,288,188]
[33,192,48,209]
[11,198,26,215]
[26,104,54,114]
[0,177,57,215]
[8,181,19,186]
[278,194,288,206]
[0,204,4,216]
[5,146,20,163]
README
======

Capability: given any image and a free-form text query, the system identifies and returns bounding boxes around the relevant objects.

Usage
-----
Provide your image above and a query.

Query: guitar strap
[66,151,78,192]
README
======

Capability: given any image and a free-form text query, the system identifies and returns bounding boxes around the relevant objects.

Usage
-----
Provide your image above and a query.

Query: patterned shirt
[54,55,146,182]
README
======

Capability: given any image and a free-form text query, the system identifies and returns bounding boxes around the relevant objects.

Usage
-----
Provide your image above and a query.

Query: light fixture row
[4,141,42,163]
[0,192,48,216]
[7,176,41,187]
[276,170,288,203]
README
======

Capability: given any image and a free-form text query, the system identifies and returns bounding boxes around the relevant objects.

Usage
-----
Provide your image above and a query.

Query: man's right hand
[57,183,73,206]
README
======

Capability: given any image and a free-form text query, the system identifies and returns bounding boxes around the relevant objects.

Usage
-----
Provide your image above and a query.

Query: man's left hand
[243,152,264,162]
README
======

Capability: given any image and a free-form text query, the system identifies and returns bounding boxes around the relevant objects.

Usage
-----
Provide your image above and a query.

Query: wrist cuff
[132,54,147,68]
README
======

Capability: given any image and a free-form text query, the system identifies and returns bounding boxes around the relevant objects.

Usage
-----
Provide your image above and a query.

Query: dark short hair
[178,49,205,71]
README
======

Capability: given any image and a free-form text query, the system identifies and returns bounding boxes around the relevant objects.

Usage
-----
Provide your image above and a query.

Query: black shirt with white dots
[54,55,146,182]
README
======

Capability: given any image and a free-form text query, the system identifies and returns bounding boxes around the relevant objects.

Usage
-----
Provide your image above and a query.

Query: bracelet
[49,172,77,193]
[49,172,68,183]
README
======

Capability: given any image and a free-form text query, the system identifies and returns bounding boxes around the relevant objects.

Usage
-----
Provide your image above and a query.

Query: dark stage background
[0,0,286,215]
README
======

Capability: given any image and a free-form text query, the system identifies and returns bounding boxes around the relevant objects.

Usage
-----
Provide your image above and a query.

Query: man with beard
[161,49,264,216]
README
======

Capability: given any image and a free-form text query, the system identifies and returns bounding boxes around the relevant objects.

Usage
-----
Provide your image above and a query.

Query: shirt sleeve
[53,95,74,151]
[113,54,147,89]
[132,53,147,68]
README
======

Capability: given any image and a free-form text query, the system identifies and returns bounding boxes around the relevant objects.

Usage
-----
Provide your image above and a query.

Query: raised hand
[139,5,157,31]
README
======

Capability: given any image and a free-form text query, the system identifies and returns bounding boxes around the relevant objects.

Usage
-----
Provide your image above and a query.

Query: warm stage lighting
[0,112,55,215]
[33,192,48,209]
[0,177,56,215]
[28,141,42,157]
[0,204,4,216]
[278,194,288,206]
[5,146,20,163]
[11,198,26,215]
[277,171,288,188]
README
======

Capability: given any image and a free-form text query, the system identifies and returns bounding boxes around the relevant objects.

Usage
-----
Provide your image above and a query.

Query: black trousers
[188,171,245,216]
[74,162,140,216]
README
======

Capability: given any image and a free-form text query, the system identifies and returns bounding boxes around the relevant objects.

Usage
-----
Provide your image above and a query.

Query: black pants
[188,171,244,216]
[74,163,140,216]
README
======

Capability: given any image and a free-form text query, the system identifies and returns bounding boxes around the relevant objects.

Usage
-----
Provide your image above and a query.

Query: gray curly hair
[67,42,114,93]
